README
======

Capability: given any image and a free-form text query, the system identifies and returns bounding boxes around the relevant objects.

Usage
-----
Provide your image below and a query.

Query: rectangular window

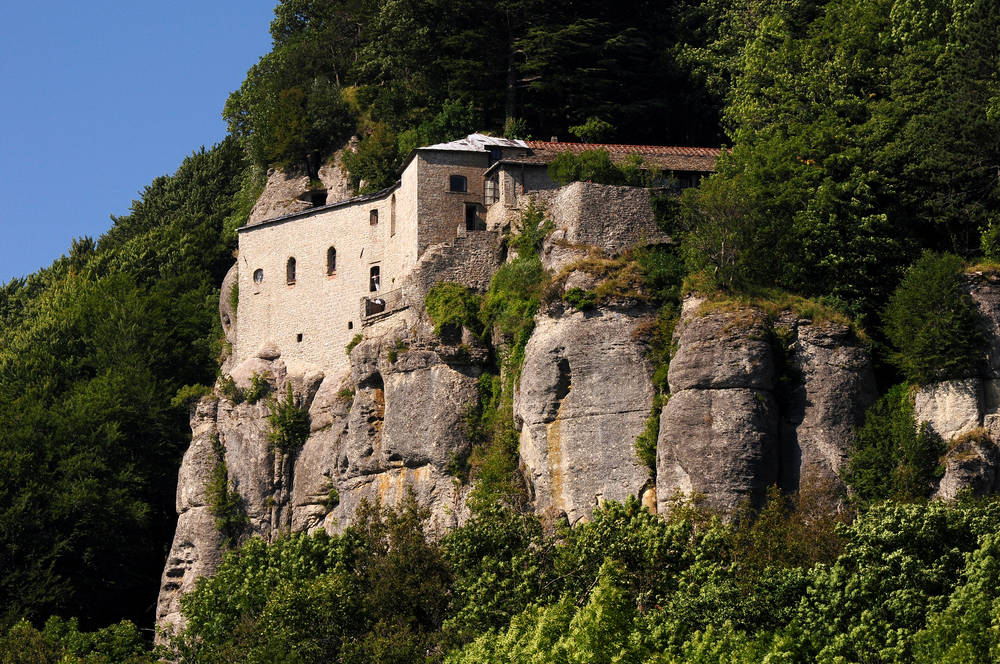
[449,174,468,192]
[484,178,498,205]
[370,209,379,225]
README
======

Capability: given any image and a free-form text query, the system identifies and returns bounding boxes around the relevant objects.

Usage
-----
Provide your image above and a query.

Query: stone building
[233,134,720,377]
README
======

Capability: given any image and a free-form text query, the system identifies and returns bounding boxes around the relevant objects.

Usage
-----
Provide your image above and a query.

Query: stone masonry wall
[403,230,507,307]
[416,151,490,254]
[236,184,416,380]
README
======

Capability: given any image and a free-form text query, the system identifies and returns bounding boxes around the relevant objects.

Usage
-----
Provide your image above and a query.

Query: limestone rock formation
[656,303,779,512]
[155,320,485,631]
[516,307,654,524]
[657,298,875,512]
[779,319,877,490]
[246,144,356,225]
[935,430,1000,500]
[913,379,982,441]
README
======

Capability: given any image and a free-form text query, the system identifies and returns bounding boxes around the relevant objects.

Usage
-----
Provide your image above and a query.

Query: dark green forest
[2,0,1000,661]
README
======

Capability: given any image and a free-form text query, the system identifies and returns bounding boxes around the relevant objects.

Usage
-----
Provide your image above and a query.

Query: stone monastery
[230,134,719,376]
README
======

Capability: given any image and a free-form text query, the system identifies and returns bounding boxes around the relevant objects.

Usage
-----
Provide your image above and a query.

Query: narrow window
[348,321,354,330]
[253,268,264,284]
[296,333,303,342]
[369,265,380,292]
[327,247,337,276]
[370,209,379,226]
[286,257,296,285]
[484,177,498,205]
[449,174,468,192]
[390,194,396,236]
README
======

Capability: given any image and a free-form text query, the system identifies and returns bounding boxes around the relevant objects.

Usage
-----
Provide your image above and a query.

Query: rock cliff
[158,184,1000,635]
[656,299,875,512]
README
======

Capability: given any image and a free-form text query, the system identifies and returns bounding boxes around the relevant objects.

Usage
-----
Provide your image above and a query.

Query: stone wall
[415,151,490,254]
[236,184,415,380]
[403,230,506,307]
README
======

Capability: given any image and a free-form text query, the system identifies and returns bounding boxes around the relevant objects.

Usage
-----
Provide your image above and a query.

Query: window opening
[327,247,337,275]
[465,203,480,231]
[253,268,264,284]
[370,209,379,225]
[296,333,303,342]
[369,265,381,292]
[286,257,296,285]
[390,194,396,236]
[348,321,354,330]
[484,177,498,205]
[449,174,468,192]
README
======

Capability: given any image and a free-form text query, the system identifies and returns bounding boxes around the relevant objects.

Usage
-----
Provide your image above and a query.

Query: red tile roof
[524,141,722,158]
[499,141,722,172]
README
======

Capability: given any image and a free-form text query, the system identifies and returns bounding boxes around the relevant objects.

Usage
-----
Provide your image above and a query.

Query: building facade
[234,134,720,377]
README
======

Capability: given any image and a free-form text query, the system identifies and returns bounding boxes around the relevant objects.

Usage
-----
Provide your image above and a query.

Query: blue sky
[0,1,278,284]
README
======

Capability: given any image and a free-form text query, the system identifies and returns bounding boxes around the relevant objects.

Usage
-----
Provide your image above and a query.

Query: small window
[286,257,296,285]
[369,265,380,292]
[327,247,337,276]
[296,333,303,342]
[449,174,468,192]
[370,209,379,225]
[484,178,498,205]
[348,321,354,330]
[253,268,264,284]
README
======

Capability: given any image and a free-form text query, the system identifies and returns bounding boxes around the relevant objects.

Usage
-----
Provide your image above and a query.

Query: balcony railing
[360,287,407,325]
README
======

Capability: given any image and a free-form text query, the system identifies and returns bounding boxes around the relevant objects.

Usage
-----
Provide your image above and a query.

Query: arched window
[449,174,468,192]
[327,247,337,276]
[253,268,264,284]
[286,257,296,285]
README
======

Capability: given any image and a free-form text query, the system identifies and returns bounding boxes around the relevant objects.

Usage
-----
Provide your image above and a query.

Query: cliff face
[157,181,1000,635]
[656,299,875,512]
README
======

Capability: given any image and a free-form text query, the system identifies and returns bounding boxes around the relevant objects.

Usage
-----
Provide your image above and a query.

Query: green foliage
[216,374,241,403]
[425,283,483,338]
[267,385,311,454]
[340,123,401,193]
[173,494,450,664]
[563,287,597,310]
[0,616,154,663]
[548,149,655,187]
[885,251,983,384]
[502,116,528,139]
[481,204,552,379]
[460,374,525,508]
[205,435,247,549]
[675,0,1000,320]
[569,116,615,142]
[170,383,213,410]
[846,384,946,503]
[635,394,663,475]
[243,371,271,404]
[345,333,363,355]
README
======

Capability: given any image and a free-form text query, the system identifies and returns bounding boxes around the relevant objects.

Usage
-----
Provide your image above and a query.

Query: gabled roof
[420,133,528,152]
